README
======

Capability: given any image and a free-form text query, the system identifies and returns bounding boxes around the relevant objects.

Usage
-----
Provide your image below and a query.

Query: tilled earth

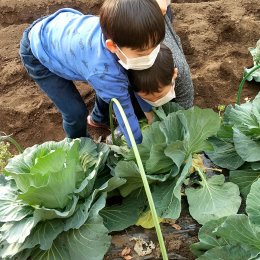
[0,0,259,259]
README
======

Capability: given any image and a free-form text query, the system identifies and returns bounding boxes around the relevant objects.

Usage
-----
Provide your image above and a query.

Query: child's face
[137,81,175,107]
[115,46,156,62]
[138,81,174,102]
[105,39,159,70]
[137,69,178,103]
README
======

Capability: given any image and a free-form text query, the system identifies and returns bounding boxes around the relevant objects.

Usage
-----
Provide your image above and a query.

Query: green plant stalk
[109,98,168,260]
[236,64,260,105]
[196,166,207,184]
[109,103,116,144]
[0,135,23,153]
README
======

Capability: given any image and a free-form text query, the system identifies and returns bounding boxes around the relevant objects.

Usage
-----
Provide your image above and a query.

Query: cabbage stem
[236,65,260,105]
[0,134,23,153]
[109,98,168,260]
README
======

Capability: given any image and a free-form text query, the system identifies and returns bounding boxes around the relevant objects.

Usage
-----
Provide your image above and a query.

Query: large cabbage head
[4,138,98,209]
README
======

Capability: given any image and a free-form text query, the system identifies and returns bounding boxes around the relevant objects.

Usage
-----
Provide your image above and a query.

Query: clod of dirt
[129,237,156,257]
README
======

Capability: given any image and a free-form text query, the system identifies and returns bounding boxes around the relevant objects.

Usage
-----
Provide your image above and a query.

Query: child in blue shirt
[19,0,165,147]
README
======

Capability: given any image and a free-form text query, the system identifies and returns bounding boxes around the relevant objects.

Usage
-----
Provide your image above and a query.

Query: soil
[0,0,259,259]
[105,207,199,260]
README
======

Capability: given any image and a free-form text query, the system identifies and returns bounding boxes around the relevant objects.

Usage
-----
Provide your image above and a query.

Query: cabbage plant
[207,92,260,197]
[107,103,241,226]
[191,178,260,259]
[245,39,260,82]
[0,138,125,260]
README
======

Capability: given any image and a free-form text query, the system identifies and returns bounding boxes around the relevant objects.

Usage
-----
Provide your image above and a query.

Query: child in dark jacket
[106,44,187,144]
[128,44,178,125]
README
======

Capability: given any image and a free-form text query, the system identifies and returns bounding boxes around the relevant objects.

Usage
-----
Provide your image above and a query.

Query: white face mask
[142,81,176,107]
[117,44,160,70]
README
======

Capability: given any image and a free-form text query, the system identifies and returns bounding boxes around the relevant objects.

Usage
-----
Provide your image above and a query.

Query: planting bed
[0,0,259,259]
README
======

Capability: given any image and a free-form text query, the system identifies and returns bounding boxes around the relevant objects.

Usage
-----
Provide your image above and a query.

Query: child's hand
[106,126,123,145]
[173,67,178,80]
[144,111,154,125]
[156,0,168,15]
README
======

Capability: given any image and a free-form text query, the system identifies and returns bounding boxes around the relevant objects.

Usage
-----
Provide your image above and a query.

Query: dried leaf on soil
[129,236,155,257]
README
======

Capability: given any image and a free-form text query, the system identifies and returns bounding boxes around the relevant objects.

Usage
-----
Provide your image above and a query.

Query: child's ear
[172,68,178,80]
[105,39,117,53]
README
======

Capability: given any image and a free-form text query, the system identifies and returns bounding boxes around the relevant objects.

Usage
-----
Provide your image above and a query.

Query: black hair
[100,0,165,49]
[128,44,175,94]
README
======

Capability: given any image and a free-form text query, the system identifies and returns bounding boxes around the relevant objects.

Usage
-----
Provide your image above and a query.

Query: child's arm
[113,95,142,146]
[88,75,142,147]
[164,16,194,109]
[156,0,168,15]
[144,111,154,125]
[134,93,153,113]
[133,93,154,124]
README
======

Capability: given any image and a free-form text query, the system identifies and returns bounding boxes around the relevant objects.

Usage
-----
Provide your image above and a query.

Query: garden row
[0,89,260,259]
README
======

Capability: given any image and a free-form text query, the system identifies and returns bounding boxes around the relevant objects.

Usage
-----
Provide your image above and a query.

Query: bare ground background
[0,0,259,148]
[0,0,259,258]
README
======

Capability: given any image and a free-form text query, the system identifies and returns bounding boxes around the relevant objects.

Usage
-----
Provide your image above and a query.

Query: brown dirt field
[0,0,259,149]
[0,0,259,259]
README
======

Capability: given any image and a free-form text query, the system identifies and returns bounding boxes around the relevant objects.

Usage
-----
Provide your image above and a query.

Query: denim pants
[19,19,109,138]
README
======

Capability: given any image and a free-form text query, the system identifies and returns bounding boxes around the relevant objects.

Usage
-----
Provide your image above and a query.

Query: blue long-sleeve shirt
[29,8,150,146]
